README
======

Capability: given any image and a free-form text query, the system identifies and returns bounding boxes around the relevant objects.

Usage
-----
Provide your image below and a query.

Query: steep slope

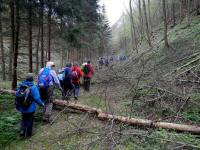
[95,16,200,125]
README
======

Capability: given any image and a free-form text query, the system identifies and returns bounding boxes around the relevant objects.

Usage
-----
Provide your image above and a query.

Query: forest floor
[1,82,200,150]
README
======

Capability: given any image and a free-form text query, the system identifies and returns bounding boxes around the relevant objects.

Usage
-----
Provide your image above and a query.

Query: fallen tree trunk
[53,99,102,115]
[54,99,200,134]
[1,89,200,134]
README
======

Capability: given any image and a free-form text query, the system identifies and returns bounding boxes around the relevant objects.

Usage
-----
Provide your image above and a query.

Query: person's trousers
[39,86,54,122]
[73,83,80,98]
[83,77,91,91]
[20,112,34,137]
[63,79,74,98]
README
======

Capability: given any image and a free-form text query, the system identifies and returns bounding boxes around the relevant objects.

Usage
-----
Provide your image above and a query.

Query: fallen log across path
[1,88,200,134]
[54,99,200,134]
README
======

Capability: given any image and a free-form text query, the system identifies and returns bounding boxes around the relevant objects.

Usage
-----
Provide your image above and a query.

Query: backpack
[72,70,79,80]
[38,68,52,88]
[15,84,33,108]
[83,64,90,74]
[64,67,72,80]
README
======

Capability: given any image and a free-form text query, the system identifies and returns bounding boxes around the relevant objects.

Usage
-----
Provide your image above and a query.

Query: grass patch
[121,129,200,149]
[181,92,200,123]
[0,94,20,148]
[81,94,105,110]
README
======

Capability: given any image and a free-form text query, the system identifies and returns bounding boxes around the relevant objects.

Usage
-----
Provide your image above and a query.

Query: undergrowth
[0,94,20,147]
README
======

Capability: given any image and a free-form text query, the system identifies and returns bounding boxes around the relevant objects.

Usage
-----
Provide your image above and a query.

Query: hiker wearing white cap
[38,61,62,122]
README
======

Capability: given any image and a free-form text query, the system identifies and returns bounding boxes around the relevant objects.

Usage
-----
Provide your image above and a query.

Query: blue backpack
[38,68,52,88]
[63,67,72,81]
[15,84,33,108]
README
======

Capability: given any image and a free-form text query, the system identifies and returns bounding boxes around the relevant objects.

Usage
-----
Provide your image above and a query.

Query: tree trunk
[52,99,200,134]
[40,0,44,68]
[12,0,20,90]
[138,0,143,42]
[28,0,33,73]
[47,0,52,61]
[171,0,176,27]
[0,12,6,80]
[36,21,40,73]
[147,0,152,34]
[196,0,200,15]
[142,0,152,47]
[122,13,127,50]
[187,0,191,26]
[180,0,185,21]
[129,0,138,53]
[9,1,14,81]
[61,48,64,67]
[162,0,169,48]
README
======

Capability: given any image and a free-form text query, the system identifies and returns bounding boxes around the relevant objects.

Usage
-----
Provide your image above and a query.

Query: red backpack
[72,70,79,80]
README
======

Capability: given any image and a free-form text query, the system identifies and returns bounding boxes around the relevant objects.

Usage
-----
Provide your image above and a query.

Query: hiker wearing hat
[15,73,45,138]
[38,61,62,122]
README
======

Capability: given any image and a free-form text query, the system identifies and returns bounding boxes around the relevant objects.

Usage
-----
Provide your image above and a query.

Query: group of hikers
[98,55,127,67]
[15,60,94,138]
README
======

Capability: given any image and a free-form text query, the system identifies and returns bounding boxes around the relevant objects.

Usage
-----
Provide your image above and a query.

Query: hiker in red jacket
[72,63,83,101]
[83,60,94,91]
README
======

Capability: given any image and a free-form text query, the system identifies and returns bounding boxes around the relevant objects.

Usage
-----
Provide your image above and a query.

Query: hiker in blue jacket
[16,73,44,138]
[38,61,62,122]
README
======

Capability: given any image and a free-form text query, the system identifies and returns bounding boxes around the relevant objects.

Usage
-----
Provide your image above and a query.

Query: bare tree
[162,0,169,48]
[142,0,152,47]
[40,0,44,68]
[28,0,33,72]
[171,0,176,27]
[138,0,143,41]
[196,0,200,15]
[12,0,20,89]
[36,16,40,72]
[147,0,152,34]
[0,10,5,80]
[187,0,191,26]
[122,12,127,50]
[9,1,14,81]
[47,0,52,61]
[129,0,138,53]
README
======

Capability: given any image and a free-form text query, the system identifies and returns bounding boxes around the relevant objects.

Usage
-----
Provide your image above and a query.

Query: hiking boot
[74,96,78,100]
